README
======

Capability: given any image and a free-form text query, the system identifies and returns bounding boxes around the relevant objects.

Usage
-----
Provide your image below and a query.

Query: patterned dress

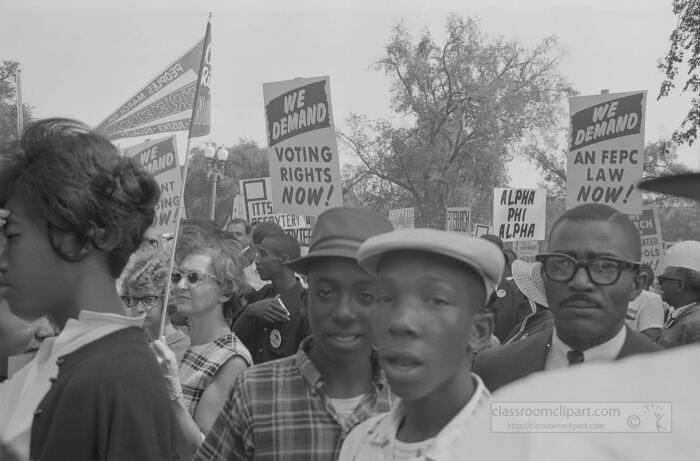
[179,333,252,417]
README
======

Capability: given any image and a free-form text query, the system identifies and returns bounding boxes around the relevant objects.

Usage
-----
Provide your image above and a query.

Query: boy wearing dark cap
[195,207,394,461]
[339,229,503,460]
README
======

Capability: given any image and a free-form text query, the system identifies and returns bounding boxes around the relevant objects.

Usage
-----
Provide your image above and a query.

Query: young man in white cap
[339,228,503,460]
[656,240,700,347]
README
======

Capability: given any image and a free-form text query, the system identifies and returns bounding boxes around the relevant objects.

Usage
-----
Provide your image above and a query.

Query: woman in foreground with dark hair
[0,118,178,460]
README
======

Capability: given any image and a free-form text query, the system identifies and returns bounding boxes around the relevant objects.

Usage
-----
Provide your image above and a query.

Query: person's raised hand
[244,297,290,323]
[150,338,183,401]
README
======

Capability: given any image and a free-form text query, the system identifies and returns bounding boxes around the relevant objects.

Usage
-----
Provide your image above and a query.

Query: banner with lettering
[567,91,646,213]
[240,177,312,244]
[123,135,182,235]
[627,206,665,273]
[96,39,206,141]
[446,207,471,233]
[493,188,546,242]
[388,207,415,230]
[263,76,343,216]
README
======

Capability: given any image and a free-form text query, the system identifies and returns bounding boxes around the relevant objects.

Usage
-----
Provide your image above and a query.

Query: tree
[183,139,269,224]
[339,15,574,228]
[0,60,33,145]
[658,0,700,145]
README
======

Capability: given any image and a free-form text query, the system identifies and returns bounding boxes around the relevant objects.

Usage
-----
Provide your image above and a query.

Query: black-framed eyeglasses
[121,295,162,309]
[658,275,684,285]
[535,253,641,286]
[171,270,218,285]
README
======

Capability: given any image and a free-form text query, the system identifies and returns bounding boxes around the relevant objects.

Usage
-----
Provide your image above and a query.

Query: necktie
[567,350,584,366]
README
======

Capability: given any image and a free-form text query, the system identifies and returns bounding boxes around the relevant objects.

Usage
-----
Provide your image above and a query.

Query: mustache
[559,294,600,306]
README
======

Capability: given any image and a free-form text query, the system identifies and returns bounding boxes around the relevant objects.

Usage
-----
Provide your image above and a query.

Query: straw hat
[511,260,548,308]
[638,172,700,199]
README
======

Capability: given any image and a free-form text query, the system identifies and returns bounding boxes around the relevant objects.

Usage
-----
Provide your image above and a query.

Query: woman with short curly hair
[0,118,178,460]
[120,247,190,363]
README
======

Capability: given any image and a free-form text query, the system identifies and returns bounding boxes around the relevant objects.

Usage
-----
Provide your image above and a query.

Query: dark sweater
[30,327,179,460]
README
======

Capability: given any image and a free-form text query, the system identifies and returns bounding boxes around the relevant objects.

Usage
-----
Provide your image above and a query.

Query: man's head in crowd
[251,221,285,249]
[536,203,645,350]
[358,230,502,400]
[227,218,252,250]
[286,207,393,367]
[255,233,301,281]
[658,241,700,308]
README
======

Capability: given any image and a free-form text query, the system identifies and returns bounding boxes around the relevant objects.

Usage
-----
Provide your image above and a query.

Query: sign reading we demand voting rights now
[263,76,343,216]
[567,91,647,214]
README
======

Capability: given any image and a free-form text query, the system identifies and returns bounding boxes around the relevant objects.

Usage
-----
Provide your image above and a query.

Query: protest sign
[493,188,546,242]
[123,135,183,235]
[231,194,245,220]
[240,177,312,244]
[474,224,491,238]
[567,91,646,214]
[513,240,540,264]
[96,39,205,141]
[446,207,471,233]
[389,207,415,229]
[628,206,665,273]
[263,76,343,216]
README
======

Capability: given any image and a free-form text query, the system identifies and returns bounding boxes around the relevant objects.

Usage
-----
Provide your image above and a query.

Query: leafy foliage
[0,60,33,146]
[340,15,574,228]
[183,139,269,224]
[658,0,700,145]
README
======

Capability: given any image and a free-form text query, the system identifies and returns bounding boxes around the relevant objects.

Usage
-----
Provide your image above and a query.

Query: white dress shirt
[545,326,626,370]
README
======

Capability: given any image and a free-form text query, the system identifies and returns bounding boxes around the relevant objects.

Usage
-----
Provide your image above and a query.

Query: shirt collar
[671,302,699,319]
[551,325,626,363]
[295,336,387,393]
[365,373,490,458]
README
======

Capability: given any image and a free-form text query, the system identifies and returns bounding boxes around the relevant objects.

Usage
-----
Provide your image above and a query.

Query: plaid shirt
[179,333,252,417]
[194,337,393,461]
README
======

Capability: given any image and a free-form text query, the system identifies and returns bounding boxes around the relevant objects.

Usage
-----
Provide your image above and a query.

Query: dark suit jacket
[657,303,700,348]
[475,326,662,392]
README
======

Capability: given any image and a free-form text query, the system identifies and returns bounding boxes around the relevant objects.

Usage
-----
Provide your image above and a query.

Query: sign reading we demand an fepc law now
[263,76,344,216]
[567,91,647,214]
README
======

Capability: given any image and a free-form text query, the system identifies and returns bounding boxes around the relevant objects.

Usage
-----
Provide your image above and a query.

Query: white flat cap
[663,240,700,273]
[357,228,504,298]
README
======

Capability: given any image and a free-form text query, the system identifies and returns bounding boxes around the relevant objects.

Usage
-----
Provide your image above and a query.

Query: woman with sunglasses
[151,222,252,456]
[120,247,190,364]
[0,119,178,460]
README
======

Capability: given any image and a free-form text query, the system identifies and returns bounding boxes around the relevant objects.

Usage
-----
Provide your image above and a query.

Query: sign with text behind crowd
[240,177,313,244]
[446,207,472,233]
[513,240,540,264]
[388,207,415,229]
[263,76,343,216]
[123,135,183,236]
[567,91,647,214]
[627,206,665,274]
[474,224,491,238]
[493,188,547,242]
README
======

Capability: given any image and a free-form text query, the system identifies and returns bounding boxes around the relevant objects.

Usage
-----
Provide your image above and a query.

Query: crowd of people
[0,118,699,460]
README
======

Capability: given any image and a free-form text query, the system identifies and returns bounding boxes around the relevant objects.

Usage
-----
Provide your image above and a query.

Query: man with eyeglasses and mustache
[655,240,700,348]
[476,203,661,391]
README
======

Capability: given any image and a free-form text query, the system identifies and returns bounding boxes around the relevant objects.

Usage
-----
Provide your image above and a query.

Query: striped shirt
[179,333,252,418]
[194,337,393,461]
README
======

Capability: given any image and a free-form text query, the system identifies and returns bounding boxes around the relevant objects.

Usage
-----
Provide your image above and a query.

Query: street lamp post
[203,143,229,221]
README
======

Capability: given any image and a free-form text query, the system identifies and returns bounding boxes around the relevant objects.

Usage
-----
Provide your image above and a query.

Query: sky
[1,0,697,188]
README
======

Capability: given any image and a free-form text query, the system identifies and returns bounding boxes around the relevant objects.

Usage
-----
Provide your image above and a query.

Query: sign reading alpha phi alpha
[492,188,546,242]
